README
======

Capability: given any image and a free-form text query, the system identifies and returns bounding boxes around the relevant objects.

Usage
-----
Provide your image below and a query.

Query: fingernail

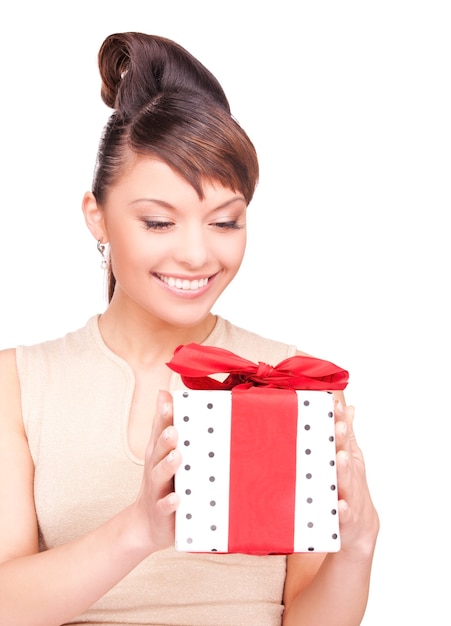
[166,450,175,463]
[161,402,168,417]
[336,401,344,413]
[163,427,171,440]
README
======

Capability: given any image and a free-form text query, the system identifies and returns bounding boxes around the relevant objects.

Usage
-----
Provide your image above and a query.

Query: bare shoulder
[0,347,19,369]
[295,348,312,357]
[0,348,22,429]
[0,347,18,368]
[0,348,38,561]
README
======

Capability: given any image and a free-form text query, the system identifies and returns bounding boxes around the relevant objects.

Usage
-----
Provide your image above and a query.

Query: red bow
[167,343,348,390]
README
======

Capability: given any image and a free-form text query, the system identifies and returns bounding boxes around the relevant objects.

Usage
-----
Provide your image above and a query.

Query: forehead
[105,154,243,207]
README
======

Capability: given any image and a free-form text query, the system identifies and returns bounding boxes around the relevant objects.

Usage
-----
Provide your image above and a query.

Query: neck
[98,299,217,369]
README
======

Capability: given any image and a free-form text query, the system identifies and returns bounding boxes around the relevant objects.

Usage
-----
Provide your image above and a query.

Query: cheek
[204,230,246,268]
[226,235,246,269]
[109,229,152,261]
[109,236,133,267]
[108,234,147,278]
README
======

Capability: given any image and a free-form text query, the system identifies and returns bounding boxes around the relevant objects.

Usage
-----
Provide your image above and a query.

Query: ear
[82,192,108,242]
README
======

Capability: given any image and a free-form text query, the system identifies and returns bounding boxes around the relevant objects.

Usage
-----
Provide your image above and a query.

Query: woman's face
[98,157,247,328]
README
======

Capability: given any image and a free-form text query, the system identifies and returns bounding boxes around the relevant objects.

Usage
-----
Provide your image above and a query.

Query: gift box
[167,344,348,555]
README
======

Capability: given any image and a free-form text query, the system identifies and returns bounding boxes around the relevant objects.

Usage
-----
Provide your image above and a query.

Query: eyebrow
[129,196,246,211]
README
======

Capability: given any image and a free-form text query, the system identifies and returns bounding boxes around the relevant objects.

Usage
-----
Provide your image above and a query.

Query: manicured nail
[161,402,168,417]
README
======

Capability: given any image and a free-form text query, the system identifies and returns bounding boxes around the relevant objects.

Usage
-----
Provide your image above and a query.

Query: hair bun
[98,32,230,116]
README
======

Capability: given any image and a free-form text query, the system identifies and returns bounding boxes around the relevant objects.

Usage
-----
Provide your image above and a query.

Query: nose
[173,222,210,269]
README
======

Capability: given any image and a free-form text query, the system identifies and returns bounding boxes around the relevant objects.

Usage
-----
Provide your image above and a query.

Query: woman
[0,32,379,625]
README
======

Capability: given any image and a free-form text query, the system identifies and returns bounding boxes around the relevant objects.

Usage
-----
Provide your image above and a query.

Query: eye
[142,220,174,231]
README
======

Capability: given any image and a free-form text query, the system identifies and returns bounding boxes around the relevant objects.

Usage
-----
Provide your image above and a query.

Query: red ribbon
[167,343,349,391]
[229,387,298,553]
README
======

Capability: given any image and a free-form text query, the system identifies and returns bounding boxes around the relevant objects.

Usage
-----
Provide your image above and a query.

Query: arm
[282,396,379,626]
[0,350,180,626]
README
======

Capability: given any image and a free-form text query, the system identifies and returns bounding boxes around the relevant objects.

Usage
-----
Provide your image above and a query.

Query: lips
[155,274,211,291]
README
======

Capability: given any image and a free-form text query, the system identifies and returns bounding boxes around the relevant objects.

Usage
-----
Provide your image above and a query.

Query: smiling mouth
[155,274,211,291]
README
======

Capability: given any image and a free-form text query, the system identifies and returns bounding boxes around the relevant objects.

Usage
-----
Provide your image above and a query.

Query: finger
[336,448,352,495]
[153,407,179,466]
[147,390,174,454]
[337,499,352,525]
[335,400,355,433]
[335,402,357,456]
[155,389,174,431]
[156,491,180,516]
[334,418,348,455]
[151,447,182,498]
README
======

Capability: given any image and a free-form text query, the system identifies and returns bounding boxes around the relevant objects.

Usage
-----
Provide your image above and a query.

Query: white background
[1,1,450,624]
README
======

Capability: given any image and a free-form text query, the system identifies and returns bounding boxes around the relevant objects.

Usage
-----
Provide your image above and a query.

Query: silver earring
[97,240,108,270]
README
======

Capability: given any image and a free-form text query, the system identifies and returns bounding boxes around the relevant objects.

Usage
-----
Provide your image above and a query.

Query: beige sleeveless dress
[16,315,297,626]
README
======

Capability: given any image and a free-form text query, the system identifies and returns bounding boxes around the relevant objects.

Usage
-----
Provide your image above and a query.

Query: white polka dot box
[173,388,341,554]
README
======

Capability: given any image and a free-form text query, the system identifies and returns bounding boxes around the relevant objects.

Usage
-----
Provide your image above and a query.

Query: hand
[334,401,379,557]
[133,390,182,553]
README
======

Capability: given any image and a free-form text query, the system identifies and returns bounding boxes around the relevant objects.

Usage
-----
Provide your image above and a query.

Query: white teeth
[159,275,209,290]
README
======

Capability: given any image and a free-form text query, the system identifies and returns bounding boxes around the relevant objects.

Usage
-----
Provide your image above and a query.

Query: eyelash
[142,220,244,231]
[213,221,244,230]
[143,221,173,230]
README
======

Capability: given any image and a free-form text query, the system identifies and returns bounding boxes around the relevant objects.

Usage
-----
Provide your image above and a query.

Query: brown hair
[92,32,259,301]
